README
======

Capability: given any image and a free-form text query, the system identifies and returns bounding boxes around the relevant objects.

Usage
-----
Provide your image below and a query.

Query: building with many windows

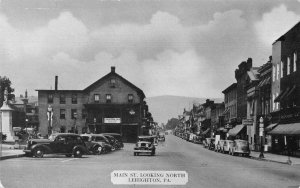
[36,67,149,142]
[269,22,300,154]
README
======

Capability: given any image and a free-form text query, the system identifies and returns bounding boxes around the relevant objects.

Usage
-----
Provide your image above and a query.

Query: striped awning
[228,124,245,136]
[265,123,278,132]
[268,123,300,135]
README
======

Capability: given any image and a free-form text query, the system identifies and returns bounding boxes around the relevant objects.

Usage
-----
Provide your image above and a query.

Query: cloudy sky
[0,0,300,98]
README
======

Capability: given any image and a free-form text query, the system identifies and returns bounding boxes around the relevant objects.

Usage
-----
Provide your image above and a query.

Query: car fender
[31,144,52,154]
[73,145,88,154]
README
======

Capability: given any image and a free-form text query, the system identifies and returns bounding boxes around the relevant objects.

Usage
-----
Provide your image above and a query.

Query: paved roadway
[1,134,300,188]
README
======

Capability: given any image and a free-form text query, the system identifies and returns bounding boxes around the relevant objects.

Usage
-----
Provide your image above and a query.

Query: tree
[165,118,180,130]
[0,76,15,107]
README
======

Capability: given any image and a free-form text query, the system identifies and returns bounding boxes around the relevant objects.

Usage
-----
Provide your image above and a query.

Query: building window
[128,94,134,103]
[82,109,87,119]
[72,94,77,104]
[276,92,279,110]
[294,52,297,72]
[48,94,53,103]
[94,94,100,102]
[60,109,66,119]
[60,94,66,104]
[287,57,290,75]
[71,109,77,119]
[276,63,280,80]
[110,79,116,88]
[272,66,276,82]
[280,61,283,78]
[272,94,275,111]
[106,94,112,103]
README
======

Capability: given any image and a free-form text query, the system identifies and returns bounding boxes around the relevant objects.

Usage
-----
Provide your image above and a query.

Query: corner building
[37,67,146,142]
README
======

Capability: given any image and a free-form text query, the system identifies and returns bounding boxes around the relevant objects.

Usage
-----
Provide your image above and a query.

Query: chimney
[55,76,58,91]
[111,66,116,73]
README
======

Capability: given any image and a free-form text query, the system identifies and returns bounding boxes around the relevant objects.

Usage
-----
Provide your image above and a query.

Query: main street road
[1,134,300,188]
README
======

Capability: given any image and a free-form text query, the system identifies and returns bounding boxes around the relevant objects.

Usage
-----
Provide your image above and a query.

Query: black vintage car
[133,136,156,156]
[23,133,88,158]
[101,133,124,148]
[81,134,113,154]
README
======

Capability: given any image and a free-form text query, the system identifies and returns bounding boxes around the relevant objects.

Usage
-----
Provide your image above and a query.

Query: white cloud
[255,4,300,46]
[0,9,258,99]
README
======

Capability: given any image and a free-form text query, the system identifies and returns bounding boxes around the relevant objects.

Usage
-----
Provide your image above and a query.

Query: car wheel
[33,148,44,158]
[111,146,115,151]
[65,154,72,157]
[73,148,83,158]
[93,146,102,155]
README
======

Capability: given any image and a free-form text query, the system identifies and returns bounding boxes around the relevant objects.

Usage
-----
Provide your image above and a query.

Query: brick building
[269,22,300,154]
[36,67,148,142]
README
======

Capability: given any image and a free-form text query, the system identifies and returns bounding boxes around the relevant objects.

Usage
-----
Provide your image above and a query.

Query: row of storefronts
[176,21,300,156]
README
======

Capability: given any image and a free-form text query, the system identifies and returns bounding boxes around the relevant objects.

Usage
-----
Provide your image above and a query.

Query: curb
[0,154,25,161]
[250,156,290,165]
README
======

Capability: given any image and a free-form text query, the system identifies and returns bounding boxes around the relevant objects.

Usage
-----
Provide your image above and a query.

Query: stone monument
[0,87,15,142]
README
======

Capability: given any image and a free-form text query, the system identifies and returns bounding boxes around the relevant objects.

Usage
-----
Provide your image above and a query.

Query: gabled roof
[84,67,145,99]
[222,83,237,94]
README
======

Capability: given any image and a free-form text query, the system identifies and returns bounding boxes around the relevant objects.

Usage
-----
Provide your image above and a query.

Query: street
[1,134,300,188]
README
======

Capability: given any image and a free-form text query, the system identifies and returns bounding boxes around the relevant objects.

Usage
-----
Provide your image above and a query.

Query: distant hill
[146,95,223,125]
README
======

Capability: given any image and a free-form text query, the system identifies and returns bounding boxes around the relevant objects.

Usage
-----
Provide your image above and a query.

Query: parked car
[133,136,156,156]
[193,135,202,144]
[215,140,225,152]
[80,134,112,154]
[204,138,215,150]
[157,132,165,142]
[229,139,250,157]
[222,140,234,154]
[101,134,120,150]
[23,133,87,158]
[101,133,124,148]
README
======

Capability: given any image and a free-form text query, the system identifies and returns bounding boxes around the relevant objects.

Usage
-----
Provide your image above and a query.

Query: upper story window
[276,63,280,80]
[106,94,112,103]
[48,94,53,103]
[72,94,77,104]
[110,78,116,88]
[287,57,290,75]
[94,94,100,103]
[294,52,297,72]
[60,109,66,119]
[280,61,283,78]
[128,94,134,103]
[71,109,77,119]
[60,94,66,104]
[273,65,276,82]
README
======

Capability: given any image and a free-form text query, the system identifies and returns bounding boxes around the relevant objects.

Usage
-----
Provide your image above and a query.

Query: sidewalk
[0,143,26,161]
[250,151,300,165]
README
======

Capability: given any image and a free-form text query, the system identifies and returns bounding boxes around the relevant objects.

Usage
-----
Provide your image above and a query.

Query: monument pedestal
[0,103,15,142]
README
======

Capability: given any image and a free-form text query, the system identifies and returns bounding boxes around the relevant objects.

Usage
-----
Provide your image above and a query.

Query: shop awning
[274,87,290,102]
[228,124,245,136]
[268,123,300,135]
[265,123,278,132]
[201,128,210,135]
[222,108,229,115]
[285,85,296,99]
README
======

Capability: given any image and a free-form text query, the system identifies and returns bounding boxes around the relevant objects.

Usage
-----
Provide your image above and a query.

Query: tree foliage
[165,118,180,130]
[0,76,15,107]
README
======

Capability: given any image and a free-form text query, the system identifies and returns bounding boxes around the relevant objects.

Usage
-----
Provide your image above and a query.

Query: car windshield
[48,134,57,141]
[94,136,106,142]
[139,137,154,143]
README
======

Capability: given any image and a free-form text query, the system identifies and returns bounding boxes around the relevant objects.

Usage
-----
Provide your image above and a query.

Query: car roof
[138,136,156,139]
[52,133,78,136]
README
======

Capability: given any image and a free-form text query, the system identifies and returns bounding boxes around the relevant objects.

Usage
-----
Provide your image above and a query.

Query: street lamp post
[259,117,264,158]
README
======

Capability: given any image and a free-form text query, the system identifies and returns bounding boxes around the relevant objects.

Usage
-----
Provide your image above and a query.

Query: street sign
[104,118,121,124]
[242,119,253,126]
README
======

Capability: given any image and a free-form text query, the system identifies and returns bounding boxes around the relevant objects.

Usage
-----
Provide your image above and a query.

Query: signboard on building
[104,118,121,124]
[242,119,253,126]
